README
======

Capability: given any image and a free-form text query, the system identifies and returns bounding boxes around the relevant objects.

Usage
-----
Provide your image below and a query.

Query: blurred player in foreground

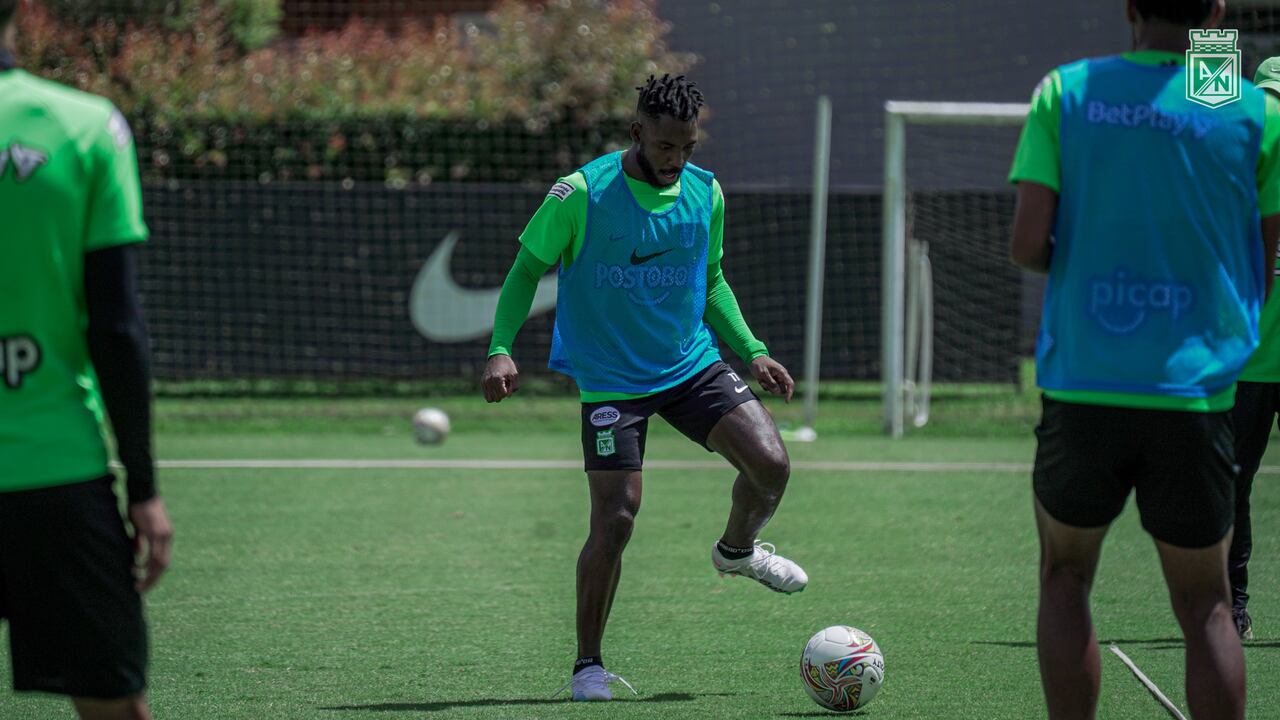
[1009,0,1279,717]
[1223,58,1280,643]
[482,74,805,701]
[0,1,172,718]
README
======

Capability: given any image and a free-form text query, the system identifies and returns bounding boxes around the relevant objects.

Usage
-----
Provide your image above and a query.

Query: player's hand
[482,353,520,403]
[127,497,173,593]
[750,356,795,403]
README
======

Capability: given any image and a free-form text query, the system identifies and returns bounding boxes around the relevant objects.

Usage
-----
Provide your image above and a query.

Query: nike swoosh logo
[410,231,558,342]
[734,384,749,393]
[630,248,675,265]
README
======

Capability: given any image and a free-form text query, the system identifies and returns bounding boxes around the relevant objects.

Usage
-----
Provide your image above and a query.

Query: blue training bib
[1038,56,1268,397]
[549,152,721,394]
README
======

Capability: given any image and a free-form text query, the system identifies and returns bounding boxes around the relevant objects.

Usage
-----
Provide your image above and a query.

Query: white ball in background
[412,407,450,445]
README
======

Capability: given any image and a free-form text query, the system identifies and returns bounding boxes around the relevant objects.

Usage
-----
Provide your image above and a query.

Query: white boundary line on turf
[152,459,1029,471]
[1108,645,1188,720]
[144,459,1280,473]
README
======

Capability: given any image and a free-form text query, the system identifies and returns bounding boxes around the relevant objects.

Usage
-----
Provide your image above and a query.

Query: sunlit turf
[1,392,1276,719]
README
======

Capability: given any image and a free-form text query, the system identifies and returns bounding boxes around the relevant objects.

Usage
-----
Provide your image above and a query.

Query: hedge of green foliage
[41,0,281,50]
[131,114,631,183]
[16,0,692,182]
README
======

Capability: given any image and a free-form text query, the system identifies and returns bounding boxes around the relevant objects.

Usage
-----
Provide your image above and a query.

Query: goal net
[881,102,1031,436]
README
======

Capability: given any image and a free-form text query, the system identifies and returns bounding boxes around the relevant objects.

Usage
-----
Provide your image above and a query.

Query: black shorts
[0,476,147,698]
[1033,395,1237,549]
[581,361,759,471]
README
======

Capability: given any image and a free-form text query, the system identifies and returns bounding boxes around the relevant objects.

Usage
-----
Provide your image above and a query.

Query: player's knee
[1168,588,1230,630]
[750,448,790,489]
[595,506,638,548]
[1039,557,1093,589]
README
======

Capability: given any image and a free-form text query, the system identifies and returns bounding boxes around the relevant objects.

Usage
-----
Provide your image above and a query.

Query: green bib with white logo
[0,70,148,491]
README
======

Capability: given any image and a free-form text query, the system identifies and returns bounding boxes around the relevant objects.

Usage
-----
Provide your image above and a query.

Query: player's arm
[481,177,579,403]
[1008,70,1062,274]
[85,108,172,592]
[1264,216,1279,300]
[482,247,553,403]
[85,245,153,504]
[703,182,794,401]
[703,182,766,361]
[487,247,553,359]
[705,263,766,362]
[1011,183,1057,273]
[1256,92,1280,299]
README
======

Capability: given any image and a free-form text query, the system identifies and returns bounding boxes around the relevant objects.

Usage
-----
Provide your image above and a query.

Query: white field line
[142,459,1280,474]
[1108,645,1188,720]
[152,459,1026,472]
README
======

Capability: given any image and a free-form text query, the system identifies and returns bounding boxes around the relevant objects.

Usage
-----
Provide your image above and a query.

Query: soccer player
[0,2,173,719]
[1224,58,1280,643]
[1009,1,1280,718]
[481,74,807,701]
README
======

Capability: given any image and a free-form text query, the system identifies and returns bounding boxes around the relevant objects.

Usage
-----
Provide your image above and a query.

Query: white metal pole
[799,96,832,440]
[877,101,1025,436]
[914,243,934,428]
[881,106,907,438]
[884,101,1029,125]
[904,238,920,407]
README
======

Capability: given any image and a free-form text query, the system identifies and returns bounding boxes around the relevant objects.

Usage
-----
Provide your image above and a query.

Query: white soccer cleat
[551,665,638,702]
[712,540,808,594]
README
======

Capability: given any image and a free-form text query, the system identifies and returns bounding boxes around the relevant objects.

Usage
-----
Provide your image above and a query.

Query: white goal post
[880,101,1029,437]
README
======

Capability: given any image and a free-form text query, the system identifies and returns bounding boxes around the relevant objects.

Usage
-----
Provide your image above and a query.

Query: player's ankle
[716,539,754,560]
[574,655,603,675]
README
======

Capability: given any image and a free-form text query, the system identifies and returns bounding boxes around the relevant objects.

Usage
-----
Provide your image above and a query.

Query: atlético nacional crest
[1186,29,1241,108]
[596,429,616,457]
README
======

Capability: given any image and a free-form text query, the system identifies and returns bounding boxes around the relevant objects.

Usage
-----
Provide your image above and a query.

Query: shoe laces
[550,668,638,698]
[748,541,784,576]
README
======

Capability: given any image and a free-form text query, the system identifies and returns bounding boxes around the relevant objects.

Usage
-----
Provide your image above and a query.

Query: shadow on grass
[971,640,1035,649]
[779,711,871,717]
[976,638,1280,651]
[321,692,730,712]
[973,638,1185,649]
[1146,641,1280,651]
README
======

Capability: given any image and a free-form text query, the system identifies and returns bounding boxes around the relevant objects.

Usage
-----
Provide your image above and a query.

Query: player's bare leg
[73,695,150,720]
[707,400,789,545]
[1034,497,1107,720]
[576,470,642,660]
[707,401,806,593]
[1155,534,1245,720]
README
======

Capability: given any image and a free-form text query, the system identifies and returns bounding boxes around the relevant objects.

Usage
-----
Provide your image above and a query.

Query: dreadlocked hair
[636,74,704,121]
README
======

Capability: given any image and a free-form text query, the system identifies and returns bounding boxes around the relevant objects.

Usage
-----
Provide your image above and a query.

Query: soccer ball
[412,407,450,445]
[800,625,884,712]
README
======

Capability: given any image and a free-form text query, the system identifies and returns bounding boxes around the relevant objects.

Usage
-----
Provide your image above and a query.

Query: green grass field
[1,389,1277,719]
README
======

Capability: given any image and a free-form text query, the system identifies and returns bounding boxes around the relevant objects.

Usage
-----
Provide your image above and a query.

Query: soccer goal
[881,101,1031,437]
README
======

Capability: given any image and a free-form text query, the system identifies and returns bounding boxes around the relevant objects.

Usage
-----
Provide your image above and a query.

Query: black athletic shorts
[0,476,147,698]
[1033,395,1237,549]
[581,361,759,471]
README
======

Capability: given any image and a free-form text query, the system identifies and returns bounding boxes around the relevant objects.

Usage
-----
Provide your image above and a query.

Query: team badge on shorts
[596,429,616,457]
